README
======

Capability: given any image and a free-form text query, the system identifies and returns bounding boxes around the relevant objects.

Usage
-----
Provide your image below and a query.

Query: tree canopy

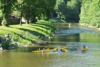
[0,0,56,26]
[0,0,17,26]
[55,0,81,22]
[0,0,100,27]
[79,0,100,27]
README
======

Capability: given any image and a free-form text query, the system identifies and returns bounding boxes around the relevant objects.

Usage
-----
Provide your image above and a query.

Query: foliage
[15,0,56,24]
[1,41,9,50]
[55,0,66,19]
[79,0,100,27]
[1,36,11,50]
[55,0,81,22]
[0,0,56,25]
[49,19,66,23]
[66,0,81,22]
[0,35,3,42]
[1,18,8,26]
[0,0,17,26]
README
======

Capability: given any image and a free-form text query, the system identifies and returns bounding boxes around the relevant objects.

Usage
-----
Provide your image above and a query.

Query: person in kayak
[83,45,86,49]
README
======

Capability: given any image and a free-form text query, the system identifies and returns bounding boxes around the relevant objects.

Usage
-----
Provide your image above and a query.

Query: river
[0,23,100,67]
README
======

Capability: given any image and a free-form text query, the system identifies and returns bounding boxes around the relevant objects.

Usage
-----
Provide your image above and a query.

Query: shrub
[1,19,8,26]
[0,35,3,42]
[2,41,10,50]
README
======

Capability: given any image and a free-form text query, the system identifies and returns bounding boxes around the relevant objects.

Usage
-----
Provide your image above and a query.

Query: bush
[2,41,10,50]
[0,35,3,42]
[1,35,11,50]
[1,19,8,26]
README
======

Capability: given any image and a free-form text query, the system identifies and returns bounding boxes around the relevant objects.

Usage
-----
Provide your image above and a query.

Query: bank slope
[0,21,55,45]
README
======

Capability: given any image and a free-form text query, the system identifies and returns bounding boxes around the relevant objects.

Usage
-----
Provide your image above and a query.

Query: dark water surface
[0,23,100,67]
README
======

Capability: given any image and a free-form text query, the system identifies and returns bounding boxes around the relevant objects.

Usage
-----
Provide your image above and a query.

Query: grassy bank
[0,20,56,45]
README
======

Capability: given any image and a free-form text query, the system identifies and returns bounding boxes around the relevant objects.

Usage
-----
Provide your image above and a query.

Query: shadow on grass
[1,29,35,43]
[26,25,50,35]
[33,22,56,33]
[17,28,44,36]
[36,22,55,29]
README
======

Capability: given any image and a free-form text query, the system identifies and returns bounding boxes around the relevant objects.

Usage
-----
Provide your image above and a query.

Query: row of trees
[0,0,83,26]
[0,0,56,26]
[55,0,81,22]
[55,0,100,26]
[1,0,99,27]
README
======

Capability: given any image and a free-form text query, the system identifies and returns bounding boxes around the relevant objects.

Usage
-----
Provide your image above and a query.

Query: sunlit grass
[0,21,55,45]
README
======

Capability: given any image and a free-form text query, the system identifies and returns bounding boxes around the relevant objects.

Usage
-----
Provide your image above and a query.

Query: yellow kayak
[60,48,68,52]
[32,48,57,53]
[64,49,68,52]
[32,48,68,53]
[32,50,43,53]
[81,47,88,51]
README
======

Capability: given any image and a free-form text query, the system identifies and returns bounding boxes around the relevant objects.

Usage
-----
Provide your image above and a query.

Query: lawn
[0,20,55,45]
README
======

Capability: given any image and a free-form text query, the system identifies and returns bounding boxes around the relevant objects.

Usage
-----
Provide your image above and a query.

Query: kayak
[60,48,68,52]
[32,50,56,53]
[64,49,68,52]
[32,48,57,53]
[81,47,88,51]
[32,48,68,53]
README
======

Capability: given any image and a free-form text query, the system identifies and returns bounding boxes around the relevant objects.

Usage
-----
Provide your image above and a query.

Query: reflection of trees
[60,34,80,42]
[49,34,80,43]
[80,34,100,43]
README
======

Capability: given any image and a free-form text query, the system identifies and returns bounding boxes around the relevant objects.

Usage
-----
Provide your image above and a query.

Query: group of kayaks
[32,47,88,53]
[32,48,68,53]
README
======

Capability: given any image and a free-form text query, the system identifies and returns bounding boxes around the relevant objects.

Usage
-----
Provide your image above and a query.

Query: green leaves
[80,0,100,27]
[55,0,81,22]
[0,0,17,26]
[0,0,56,25]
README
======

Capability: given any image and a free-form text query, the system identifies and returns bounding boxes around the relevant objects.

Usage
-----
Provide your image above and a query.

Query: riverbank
[79,23,100,31]
[0,20,56,46]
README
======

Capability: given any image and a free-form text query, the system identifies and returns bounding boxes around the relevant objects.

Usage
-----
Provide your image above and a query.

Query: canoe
[81,47,88,51]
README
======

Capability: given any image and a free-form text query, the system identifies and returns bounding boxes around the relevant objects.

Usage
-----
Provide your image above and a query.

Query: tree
[20,0,56,23]
[0,0,17,26]
[0,0,56,25]
[41,0,56,20]
[66,0,81,22]
[79,0,100,27]
[55,0,81,22]
[55,0,65,19]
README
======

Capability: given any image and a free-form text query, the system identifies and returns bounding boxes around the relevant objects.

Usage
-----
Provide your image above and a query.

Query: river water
[0,23,100,67]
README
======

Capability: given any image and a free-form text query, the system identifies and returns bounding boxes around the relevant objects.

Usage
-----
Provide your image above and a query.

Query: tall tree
[0,0,17,26]
[20,0,56,23]
[80,0,100,27]
[55,0,81,22]
[0,0,56,25]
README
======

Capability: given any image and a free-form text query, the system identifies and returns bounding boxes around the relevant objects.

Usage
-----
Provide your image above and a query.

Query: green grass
[0,20,55,45]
